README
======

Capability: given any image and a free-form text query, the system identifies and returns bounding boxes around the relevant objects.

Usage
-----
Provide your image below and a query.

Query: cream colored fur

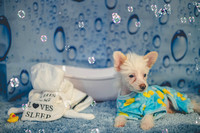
[113,51,200,130]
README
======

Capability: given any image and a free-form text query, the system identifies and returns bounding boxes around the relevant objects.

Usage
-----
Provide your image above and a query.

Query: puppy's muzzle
[139,84,146,91]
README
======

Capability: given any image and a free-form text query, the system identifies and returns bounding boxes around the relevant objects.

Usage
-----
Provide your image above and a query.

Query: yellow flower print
[143,92,151,98]
[177,92,186,101]
[119,112,129,117]
[124,98,135,106]
[143,90,154,98]
[148,90,154,95]
[163,88,173,97]
[157,99,166,107]
[156,90,164,99]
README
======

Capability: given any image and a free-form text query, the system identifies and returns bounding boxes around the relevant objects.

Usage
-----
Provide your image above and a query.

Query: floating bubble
[88,56,95,64]
[40,35,47,42]
[180,17,187,23]
[91,100,97,106]
[135,21,141,27]
[10,77,19,88]
[65,45,71,51]
[128,6,133,12]
[38,129,45,133]
[78,21,84,28]
[151,5,157,12]
[112,13,121,24]
[22,104,28,110]
[162,129,168,133]
[195,117,200,124]
[91,128,100,133]
[188,16,195,23]
[17,10,25,18]
[195,57,200,71]
[24,129,32,133]
[155,8,164,17]
[164,4,171,14]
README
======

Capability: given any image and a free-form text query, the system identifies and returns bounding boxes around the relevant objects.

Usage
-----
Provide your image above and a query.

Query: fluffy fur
[113,51,200,130]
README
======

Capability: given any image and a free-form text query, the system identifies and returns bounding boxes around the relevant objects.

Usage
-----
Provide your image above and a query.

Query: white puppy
[113,51,200,130]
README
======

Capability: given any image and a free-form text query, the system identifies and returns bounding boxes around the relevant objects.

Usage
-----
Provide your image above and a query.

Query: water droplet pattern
[1,0,199,100]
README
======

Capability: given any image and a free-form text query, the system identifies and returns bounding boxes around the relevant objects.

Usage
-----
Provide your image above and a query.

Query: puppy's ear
[113,51,127,72]
[144,51,158,68]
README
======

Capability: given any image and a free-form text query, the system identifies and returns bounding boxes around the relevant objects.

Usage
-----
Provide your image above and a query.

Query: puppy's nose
[139,84,146,90]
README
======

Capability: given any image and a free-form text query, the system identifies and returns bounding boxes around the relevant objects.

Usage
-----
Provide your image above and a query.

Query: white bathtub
[57,66,119,101]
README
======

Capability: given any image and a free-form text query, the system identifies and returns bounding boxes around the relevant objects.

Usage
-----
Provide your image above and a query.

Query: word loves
[28,102,53,111]
[24,102,53,119]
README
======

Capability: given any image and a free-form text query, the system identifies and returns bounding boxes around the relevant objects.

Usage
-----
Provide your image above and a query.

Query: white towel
[9,63,95,121]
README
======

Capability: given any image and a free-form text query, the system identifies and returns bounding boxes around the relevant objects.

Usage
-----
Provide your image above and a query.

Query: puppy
[113,51,200,130]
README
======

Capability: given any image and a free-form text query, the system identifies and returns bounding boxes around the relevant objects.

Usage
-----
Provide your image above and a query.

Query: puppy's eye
[144,74,147,77]
[129,75,134,78]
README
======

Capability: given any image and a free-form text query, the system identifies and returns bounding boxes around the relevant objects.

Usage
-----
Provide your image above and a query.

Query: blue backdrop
[0,0,199,100]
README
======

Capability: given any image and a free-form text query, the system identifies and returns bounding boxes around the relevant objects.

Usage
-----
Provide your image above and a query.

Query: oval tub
[57,66,119,101]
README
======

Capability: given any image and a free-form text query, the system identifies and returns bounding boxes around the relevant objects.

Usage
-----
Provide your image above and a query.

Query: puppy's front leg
[114,115,127,127]
[140,114,154,130]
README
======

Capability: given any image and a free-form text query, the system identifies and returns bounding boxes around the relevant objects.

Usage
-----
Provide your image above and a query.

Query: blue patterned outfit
[116,85,193,120]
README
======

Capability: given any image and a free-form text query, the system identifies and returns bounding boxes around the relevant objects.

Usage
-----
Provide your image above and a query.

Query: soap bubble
[10,77,19,88]
[24,129,31,133]
[180,17,187,23]
[151,5,157,12]
[65,45,71,51]
[91,100,96,106]
[188,16,195,23]
[40,35,47,42]
[164,4,171,14]
[162,129,168,133]
[195,117,200,124]
[88,56,95,64]
[78,21,84,28]
[38,129,45,133]
[195,57,200,71]
[135,21,141,27]
[22,104,28,110]
[91,128,100,133]
[128,6,133,12]
[18,10,25,18]
[112,13,121,24]
[155,8,164,17]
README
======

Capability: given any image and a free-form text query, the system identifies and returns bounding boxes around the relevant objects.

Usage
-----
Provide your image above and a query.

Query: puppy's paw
[114,116,127,127]
[85,114,95,120]
[140,115,154,130]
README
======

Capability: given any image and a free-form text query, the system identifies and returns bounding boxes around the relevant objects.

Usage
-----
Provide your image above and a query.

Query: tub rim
[56,65,117,80]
